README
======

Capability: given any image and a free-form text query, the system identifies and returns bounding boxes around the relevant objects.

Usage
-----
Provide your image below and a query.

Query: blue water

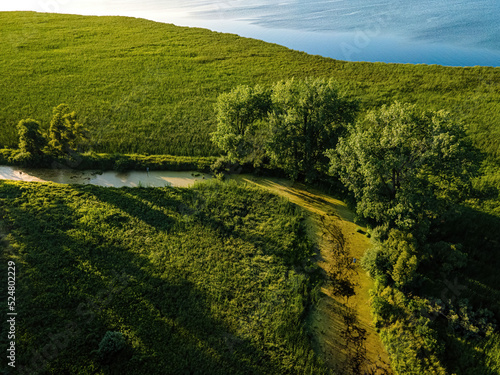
[3,0,500,66]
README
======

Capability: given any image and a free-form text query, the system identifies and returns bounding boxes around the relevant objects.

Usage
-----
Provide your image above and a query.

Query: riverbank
[0,149,217,173]
[0,165,212,187]
[0,166,393,371]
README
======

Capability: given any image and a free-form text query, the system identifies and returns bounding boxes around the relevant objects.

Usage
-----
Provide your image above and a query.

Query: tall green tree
[328,101,479,230]
[48,104,86,154]
[17,118,46,156]
[266,78,358,181]
[211,84,271,164]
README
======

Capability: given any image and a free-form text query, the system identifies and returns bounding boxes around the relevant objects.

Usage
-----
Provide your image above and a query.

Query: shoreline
[1,9,499,67]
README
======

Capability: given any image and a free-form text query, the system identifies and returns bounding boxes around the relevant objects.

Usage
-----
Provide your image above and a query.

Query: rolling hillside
[0,11,499,158]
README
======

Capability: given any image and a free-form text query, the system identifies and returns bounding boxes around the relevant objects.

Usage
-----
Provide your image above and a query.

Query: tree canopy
[327,101,479,230]
[211,84,271,164]
[212,78,358,180]
[48,103,86,155]
[17,118,46,156]
[266,78,358,181]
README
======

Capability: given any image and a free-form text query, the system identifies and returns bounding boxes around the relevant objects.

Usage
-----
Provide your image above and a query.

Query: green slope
[0,11,499,158]
[0,180,328,374]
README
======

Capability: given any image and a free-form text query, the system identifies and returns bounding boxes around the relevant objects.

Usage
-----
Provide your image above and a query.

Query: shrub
[113,156,132,172]
[97,331,126,362]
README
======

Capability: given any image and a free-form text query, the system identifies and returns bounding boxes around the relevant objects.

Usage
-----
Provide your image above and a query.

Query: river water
[0,166,212,188]
[3,0,499,66]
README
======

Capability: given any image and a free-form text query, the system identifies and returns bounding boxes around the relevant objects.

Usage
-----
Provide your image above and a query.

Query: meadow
[1,11,500,375]
[0,11,499,160]
[0,179,330,374]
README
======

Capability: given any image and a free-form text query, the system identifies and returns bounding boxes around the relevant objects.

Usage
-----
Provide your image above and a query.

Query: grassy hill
[0,180,329,374]
[1,11,500,375]
[0,11,499,159]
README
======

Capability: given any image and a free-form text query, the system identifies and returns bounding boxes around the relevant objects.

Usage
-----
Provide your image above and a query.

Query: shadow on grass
[431,205,500,316]
[423,204,500,374]
[0,182,302,375]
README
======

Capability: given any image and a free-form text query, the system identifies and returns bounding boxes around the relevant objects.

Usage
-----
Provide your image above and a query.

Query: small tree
[97,331,126,363]
[211,84,271,164]
[48,104,87,155]
[17,118,46,155]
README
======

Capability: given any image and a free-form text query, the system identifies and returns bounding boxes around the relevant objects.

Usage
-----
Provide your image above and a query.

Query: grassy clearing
[0,12,499,159]
[0,179,329,374]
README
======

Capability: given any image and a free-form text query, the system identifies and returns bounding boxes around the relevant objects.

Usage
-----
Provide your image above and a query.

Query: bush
[446,299,497,339]
[0,148,16,164]
[210,156,245,176]
[8,150,47,168]
[113,156,132,172]
[97,331,126,362]
[10,151,34,167]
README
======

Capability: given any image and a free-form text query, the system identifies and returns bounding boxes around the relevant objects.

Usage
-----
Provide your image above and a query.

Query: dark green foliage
[370,286,447,374]
[97,331,126,362]
[47,103,86,155]
[362,229,421,289]
[344,102,499,374]
[11,118,48,166]
[363,212,500,375]
[0,180,329,374]
[0,148,216,172]
[0,148,16,164]
[16,118,46,155]
[212,84,271,164]
[212,78,358,181]
[266,78,358,181]
[329,101,479,230]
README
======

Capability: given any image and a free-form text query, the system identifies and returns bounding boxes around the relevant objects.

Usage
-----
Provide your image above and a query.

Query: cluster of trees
[214,78,478,230]
[13,104,87,165]
[213,78,492,374]
[329,101,479,231]
[213,79,479,264]
[211,78,358,181]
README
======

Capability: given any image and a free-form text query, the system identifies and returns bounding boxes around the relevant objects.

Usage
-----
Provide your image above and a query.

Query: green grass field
[1,11,500,375]
[0,179,331,374]
[1,11,499,159]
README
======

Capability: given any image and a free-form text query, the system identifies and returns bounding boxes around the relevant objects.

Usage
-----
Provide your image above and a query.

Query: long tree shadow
[236,177,355,222]
[71,184,180,232]
[0,181,321,374]
[81,182,318,270]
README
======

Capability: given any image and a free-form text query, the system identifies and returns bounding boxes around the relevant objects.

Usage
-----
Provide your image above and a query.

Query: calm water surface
[0,166,212,188]
[3,0,499,66]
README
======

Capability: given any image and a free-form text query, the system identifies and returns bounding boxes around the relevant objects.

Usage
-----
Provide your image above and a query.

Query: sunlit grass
[0,11,498,160]
[0,179,331,374]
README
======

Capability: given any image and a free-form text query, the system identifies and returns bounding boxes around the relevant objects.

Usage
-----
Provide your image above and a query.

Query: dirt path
[230,175,392,374]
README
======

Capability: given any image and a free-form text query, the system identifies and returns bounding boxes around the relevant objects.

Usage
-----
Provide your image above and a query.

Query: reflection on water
[0,166,212,188]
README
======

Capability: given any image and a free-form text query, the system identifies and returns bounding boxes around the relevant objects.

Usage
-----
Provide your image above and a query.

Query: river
[0,166,212,188]
[3,0,499,66]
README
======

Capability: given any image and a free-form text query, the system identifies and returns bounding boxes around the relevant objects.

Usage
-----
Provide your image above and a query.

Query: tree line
[212,77,495,374]
[212,77,478,231]
[13,103,87,166]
